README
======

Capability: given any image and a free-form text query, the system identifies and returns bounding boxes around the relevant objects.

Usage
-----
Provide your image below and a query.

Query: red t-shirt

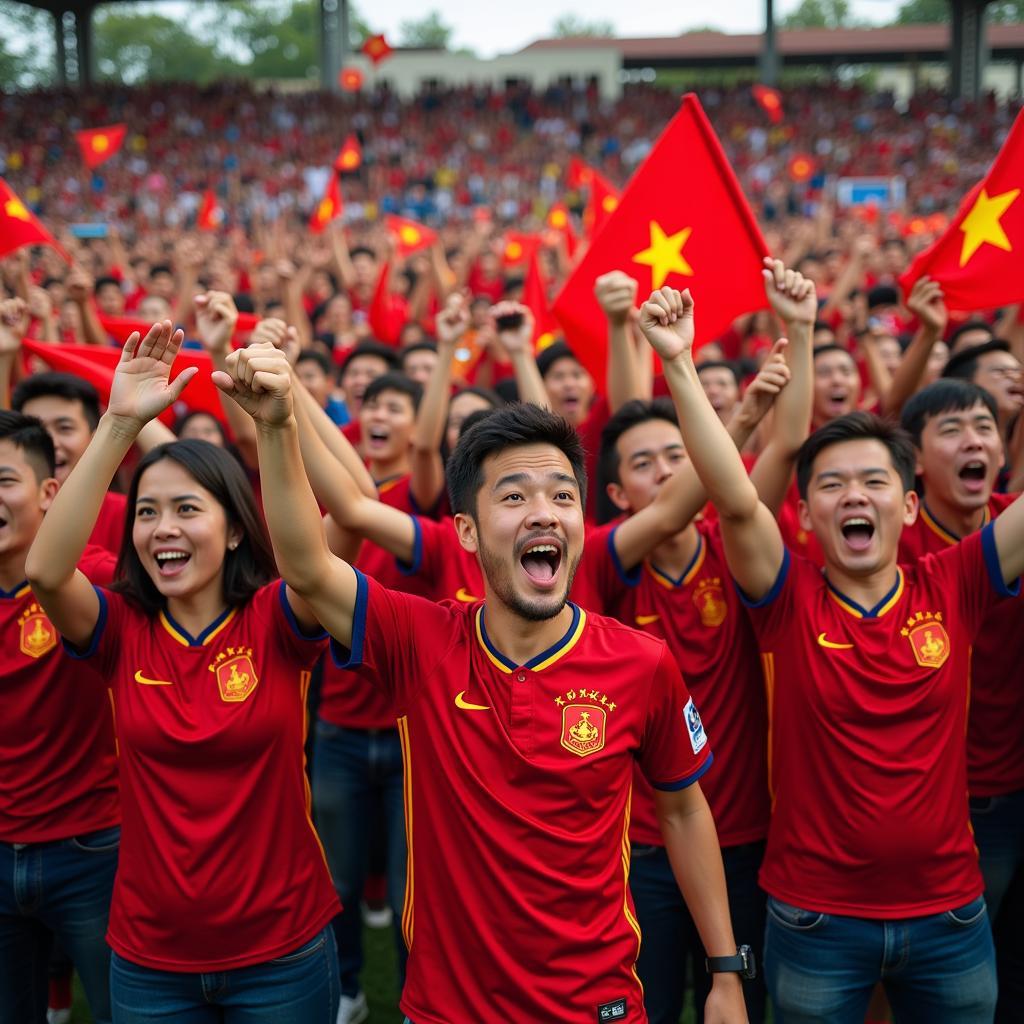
[744,527,1018,918]
[899,494,1024,797]
[319,516,484,730]
[334,578,712,1024]
[577,395,610,523]
[69,581,340,970]
[778,479,825,566]
[88,490,128,556]
[0,547,118,842]
[576,520,769,849]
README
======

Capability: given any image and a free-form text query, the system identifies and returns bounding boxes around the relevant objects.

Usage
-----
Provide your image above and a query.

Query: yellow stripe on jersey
[107,688,119,758]
[874,570,905,617]
[299,670,331,874]
[13,582,31,599]
[530,607,587,672]
[921,502,990,546]
[619,785,644,993]
[646,533,706,590]
[158,607,238,647]
[398,715,415,950]
[475,606,513,673]
[825,568,904,619]
[762,652,775,808]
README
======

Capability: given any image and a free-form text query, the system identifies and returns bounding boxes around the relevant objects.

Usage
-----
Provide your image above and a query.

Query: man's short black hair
[339,342,397,377]
[696,360,739,385]
[349,246,376,261]
[947,319,994,352]
[362,371,423,413]
[12,372,102,431]
[900,380,999,448]
[149,264,173,279]
[447,403,586,518]
[535,341,581,380]
[295,349,335,377]
[867,285,899,310]
[941,340,1013,382]
[812,343,856,364]
[796,411,916,500]
[598,398,679,490]
[0,410,56,481]
[399,340,438,364]
[94,275,121,294]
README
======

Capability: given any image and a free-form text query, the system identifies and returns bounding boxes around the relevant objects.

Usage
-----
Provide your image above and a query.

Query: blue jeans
[630,840,766,1024]
[311,719,407,998]
[0,824,118,1024]
[764,895,997,1023]
[109,925,339,1023]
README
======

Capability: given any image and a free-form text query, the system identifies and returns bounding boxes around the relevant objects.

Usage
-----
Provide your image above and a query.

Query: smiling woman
[25,323,343,1023]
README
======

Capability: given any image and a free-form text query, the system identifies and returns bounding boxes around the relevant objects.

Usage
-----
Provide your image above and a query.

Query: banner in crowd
[552,93,770,385]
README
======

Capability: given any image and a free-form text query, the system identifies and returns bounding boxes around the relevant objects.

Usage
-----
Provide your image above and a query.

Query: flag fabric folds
[74,124,127,169]
[552,93,770,386]
[752,85,784,125]
[0,179,68,261]
[197,189,224,231]
[309,175,343,234]
[335,135,363,173]
[899,107,1024,310]
[386,215,437,256]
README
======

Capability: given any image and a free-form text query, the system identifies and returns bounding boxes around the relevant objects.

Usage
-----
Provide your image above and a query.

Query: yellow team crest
[209,646,259,702]
[560,704,606,758]
[693,578,727,628]
[19,604,57,658]
[901,612,950,669]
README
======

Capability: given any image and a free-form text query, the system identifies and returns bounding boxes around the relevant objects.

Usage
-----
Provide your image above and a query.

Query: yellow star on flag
[959,187,1020,267]
[632,221,694,289]
[4,199,30,222]
[317,199,334,222]
[92,135,109,152]
[400,226,420,246]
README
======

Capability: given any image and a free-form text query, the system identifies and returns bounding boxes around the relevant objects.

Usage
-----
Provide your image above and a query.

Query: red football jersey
[0,547,118,842]
[778,480,825,567]
[899,495,1024,797]
[319,517,485,730]
[334,575,712,1023]
[746,526,1018,918]
[68,581,340,970]
[577,520,770,848]
[88,490,127,556]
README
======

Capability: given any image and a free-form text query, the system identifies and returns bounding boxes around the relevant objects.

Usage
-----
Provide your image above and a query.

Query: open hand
[638,287,695,362]
[905,275,947,334]
[107,321,197,428]
[194,290,239,355]
[212,342,294,427]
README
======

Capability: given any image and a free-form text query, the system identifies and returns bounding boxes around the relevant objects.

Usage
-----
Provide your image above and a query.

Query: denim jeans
[971,788,1024,1021]
[0,824,118,1024]
[311,719,407,998]
[764,895,997,1023]
[630,840,767,1024]
[109,925,339,1023]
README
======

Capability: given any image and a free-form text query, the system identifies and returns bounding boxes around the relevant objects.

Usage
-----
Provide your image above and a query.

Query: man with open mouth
[643,276,1024,1024]
[218,342,750,1024]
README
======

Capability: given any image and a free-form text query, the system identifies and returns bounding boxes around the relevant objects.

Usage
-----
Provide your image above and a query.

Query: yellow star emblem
[4,199,30,222]
[632,221,693,290]
[959,187,1020,267]
[92,135,109,152]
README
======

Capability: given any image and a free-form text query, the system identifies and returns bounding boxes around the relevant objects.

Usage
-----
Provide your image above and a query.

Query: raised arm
[27,322,198,646]
[749,258,817,516]
[213,345,359,645]
[410,293,465,511]
[490,302,549,407]
[0,298,27,409]
[595,271,645,411]
[992,490,1024,586]
[882,276,948,417]
[639,288,785,601]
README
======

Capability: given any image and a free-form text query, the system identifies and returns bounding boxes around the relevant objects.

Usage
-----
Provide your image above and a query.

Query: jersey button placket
[511,669,533,754]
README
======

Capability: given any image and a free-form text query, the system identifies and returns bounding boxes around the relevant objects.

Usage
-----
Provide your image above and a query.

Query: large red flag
[97,313,259,345]
[546,203,578,258]
[522,253,559,349]
[334,135,363,173]
[309,174,343,235]
[900,108,1024,310]
[552,94,770,387]
[22,339,226,426]
[0,179,68,261]
[385,215,437,256]
[75,124,127,170]
[752,85,784,125]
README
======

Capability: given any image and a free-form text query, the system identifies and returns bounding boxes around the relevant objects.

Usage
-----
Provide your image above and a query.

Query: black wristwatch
[706,944,756,979]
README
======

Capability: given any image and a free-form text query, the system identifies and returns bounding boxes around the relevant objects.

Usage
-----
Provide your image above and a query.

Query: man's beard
[476,535,580,622]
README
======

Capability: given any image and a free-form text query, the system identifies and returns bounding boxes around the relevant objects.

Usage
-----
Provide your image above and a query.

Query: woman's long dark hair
[113,440,276,617]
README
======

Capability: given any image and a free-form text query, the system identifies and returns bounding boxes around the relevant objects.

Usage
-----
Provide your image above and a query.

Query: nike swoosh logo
[817,633,854,650]
[635,614,660,625]
[455,588,480,603]
[454,690,490,711]
[134,669,173,685]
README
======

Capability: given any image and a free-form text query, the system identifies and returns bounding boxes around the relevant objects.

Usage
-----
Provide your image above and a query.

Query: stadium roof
[519,24,1024,68]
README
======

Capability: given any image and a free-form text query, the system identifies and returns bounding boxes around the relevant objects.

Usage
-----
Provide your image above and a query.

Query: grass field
[69,923,703,1022]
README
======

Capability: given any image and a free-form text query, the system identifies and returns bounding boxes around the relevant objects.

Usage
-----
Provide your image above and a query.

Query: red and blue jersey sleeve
[638,645,714,791]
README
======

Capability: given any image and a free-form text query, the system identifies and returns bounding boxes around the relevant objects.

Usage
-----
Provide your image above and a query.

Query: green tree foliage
[780,0,855,29]
[895,0,1023,23]
[552,13,616,37]
[0,1,53,88]
[989,2,1024,21]
[398,10,453,49]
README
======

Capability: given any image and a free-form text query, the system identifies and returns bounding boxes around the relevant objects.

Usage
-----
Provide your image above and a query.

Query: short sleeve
[572,522,638,614]
[271,581,329,669]
[329,572,462,711]
[733,547,795,647]
[61,586,130,679]
[639,645,714,791]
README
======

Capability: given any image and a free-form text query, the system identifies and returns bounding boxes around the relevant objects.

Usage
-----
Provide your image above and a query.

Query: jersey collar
[475,602,586,674]
[920,500,990,546]
[0,580,31,600]
[646,531,705,589]
[824,568,905,619]
[159,605,238,647]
